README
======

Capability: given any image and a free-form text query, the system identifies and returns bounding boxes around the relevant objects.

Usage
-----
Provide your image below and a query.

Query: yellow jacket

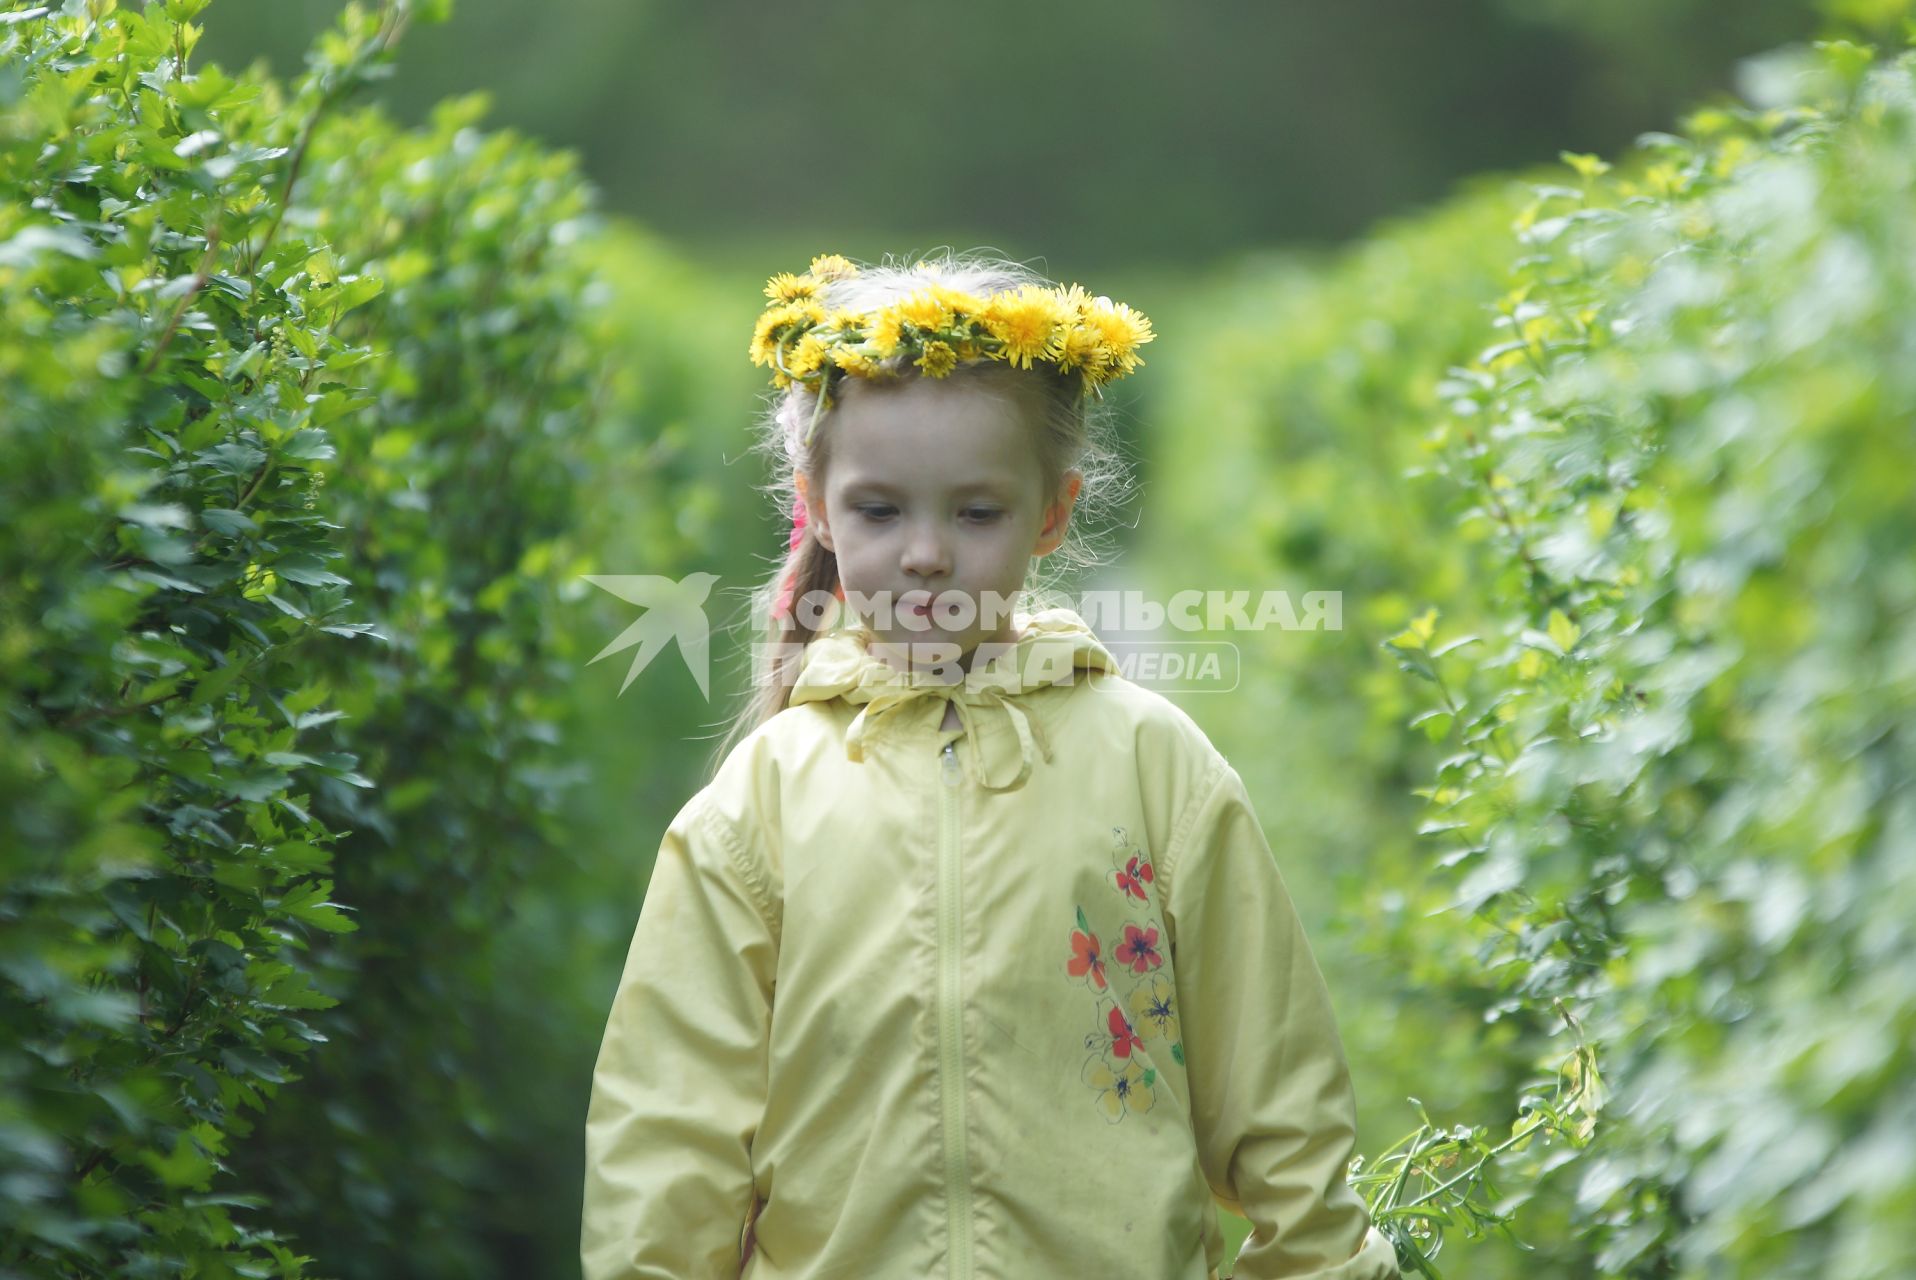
[583,607,1400,1280]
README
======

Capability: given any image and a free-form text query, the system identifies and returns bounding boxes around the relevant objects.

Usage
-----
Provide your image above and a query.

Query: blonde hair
[701,248,1137,783]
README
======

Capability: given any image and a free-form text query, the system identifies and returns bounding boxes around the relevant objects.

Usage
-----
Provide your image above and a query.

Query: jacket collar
[788,606,1116,792]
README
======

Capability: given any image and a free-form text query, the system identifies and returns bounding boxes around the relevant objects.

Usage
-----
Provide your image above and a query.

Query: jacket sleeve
[582,785,778,1280]
[1165,760,1400,1280]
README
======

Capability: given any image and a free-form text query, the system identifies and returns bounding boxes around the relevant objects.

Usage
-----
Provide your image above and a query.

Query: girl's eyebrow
[839,478,1018,498]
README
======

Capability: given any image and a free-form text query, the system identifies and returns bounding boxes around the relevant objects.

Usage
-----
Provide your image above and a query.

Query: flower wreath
[748,254,1156,449]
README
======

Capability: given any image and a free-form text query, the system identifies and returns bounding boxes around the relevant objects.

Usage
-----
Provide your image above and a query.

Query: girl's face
[799,374,1080,674]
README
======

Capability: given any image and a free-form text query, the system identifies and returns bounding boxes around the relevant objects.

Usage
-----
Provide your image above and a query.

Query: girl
[582,251,1401,1280]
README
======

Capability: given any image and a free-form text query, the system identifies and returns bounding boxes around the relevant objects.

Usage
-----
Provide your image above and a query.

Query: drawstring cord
[844,684,1053,792]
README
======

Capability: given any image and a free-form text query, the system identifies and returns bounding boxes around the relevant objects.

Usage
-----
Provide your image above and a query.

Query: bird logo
[582,572,721,697]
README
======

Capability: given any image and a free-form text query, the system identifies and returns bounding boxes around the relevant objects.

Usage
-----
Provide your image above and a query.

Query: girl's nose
[900,519,951,578]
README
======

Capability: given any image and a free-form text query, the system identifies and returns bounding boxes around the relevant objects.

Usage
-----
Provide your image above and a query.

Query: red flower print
[1106,826,1157,904]
[1113,853,1155,903]
[1065,905,1106,991]
[1104,1001,1144,1058]
[1082,996,1144,1059]
[1114,921,1163,974]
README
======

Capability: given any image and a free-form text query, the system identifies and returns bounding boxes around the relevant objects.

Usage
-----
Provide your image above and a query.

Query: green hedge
[1373,34,1916,1277]
[1153,28,1916,1280]
[14,0,1909,1275]
[1136,170,1544,1274]
[1,1,751,1274]
[209,93,764,1280]
[1,2,429,1271]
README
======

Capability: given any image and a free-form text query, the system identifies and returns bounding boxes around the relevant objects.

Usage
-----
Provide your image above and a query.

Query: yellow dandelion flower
[749,308,792,367]
[764,271,821,303]
[787,333,830,379]
[823,307,867,334]
[870,306,907,357]
[831,345,885,377]
[916,340,958,378]
[982,284,1068,370]
[1054,322,1110,378]
[1083,351,1131,389]
[895,288,950,332]
[928,282,985,320]
[807,253,860,282]
[748,300,827,367]
[1080,297,1155,375]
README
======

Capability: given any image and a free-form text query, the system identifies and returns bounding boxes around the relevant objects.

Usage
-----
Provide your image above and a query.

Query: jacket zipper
[937,737,974,1276]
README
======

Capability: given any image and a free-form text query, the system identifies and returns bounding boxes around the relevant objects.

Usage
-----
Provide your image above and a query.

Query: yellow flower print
[1080,1052,1157,1123]
[1129,973,1179,1043]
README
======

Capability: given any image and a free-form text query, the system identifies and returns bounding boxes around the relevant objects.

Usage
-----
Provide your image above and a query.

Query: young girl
[581,251,1401,1280]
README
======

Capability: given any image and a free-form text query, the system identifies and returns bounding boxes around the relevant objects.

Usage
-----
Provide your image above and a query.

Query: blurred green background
[8,1,1913,1277]
[197,0,1820,270]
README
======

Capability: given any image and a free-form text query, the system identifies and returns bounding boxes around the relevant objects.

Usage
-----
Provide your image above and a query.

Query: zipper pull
[941,739,962,787]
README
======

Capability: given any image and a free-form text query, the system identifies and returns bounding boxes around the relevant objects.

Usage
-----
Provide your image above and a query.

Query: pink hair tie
[788,495,809,551]
[772,496,842,622]
[772,496,808,620]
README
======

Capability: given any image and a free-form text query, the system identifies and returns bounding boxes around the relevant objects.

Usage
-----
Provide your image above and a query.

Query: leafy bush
[1366,34,1916,1278]
[16,0,1907,1275]
[0,2,753,1275]
[212,79,765,1280]
[1,1,423,1272]
[1139,176,1540,1273]
[1150,23,1916,1279]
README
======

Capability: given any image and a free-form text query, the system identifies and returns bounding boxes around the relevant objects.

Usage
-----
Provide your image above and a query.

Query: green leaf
[220,770,290,803]
[198,506,260,536]
[1546,609,1580,654]
[275,880,358,934]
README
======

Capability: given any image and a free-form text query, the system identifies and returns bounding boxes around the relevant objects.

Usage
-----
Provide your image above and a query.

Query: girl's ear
[1033,469,1082,557]
[796,472,834,553]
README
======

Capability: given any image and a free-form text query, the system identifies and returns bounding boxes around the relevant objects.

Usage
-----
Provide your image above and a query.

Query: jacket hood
[787,605,1116,792]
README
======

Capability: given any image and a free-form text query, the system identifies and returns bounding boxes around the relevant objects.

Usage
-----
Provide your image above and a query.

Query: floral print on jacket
[1065,826,1185,1123]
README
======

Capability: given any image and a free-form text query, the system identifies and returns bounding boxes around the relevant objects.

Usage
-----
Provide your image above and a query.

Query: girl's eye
[852,504,1000,522]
